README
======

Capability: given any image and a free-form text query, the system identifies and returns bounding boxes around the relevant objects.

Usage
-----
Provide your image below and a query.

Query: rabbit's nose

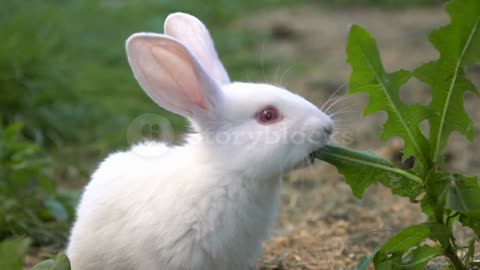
[324,124,334,136]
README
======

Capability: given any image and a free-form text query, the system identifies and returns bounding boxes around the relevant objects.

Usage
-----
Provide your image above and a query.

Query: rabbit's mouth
[293,145,330,170]
[306,153,315,164]
[290,153,316,170]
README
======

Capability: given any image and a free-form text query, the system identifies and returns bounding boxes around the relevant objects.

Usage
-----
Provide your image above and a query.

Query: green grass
[326,0,443,8]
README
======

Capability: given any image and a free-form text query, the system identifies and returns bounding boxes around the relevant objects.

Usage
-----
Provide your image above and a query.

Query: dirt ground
[235,5,480,270]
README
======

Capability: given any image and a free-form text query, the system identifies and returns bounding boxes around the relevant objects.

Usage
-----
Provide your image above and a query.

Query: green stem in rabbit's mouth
[310,144,423,186]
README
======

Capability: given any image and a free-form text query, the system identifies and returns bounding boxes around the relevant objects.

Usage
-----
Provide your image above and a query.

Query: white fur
[67,12,333,270]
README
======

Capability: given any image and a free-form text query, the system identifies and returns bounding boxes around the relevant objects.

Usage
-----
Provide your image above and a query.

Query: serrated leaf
[347,24,432,172]
[0,238,31,270]
[312,144,423,199]
[414,0,480,164]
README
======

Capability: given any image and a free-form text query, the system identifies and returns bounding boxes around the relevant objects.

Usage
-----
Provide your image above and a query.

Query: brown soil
[233,5,480,270]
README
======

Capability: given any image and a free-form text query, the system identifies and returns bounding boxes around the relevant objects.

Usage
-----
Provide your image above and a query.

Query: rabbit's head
[126,13,333,177]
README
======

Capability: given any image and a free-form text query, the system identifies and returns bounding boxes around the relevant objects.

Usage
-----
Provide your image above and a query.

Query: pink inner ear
[130,37,210,117]
[150,45,208,110]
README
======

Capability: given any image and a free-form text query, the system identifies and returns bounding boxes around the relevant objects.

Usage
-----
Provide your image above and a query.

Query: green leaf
[446,174,480,236]
[414,0,480,164]
[374,225,430,268]
[380,225,430,254]
[51,252,71,270]
[400,246,443,270]
[0,238,31,270]
[377,260,393,270]
[459,214,480,236]
[347,24,432,172]
[421,171,451,222]
[312,144,422,199]
[30,252,71,270]
[445,174,480,214]
[30,260,55,270]
[424,223,450,247]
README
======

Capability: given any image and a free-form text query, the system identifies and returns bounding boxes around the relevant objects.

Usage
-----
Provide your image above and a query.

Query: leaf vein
[358,48,426,163]
[433,17,480,162]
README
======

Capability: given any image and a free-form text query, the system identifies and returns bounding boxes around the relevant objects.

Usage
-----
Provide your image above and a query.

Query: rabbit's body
[68,138,281,270]
[67,13,334,270]
[67,135,280,270]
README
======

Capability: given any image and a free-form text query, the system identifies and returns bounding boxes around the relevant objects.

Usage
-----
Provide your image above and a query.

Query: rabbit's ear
[126,33,222,120]
[164,13,230,85]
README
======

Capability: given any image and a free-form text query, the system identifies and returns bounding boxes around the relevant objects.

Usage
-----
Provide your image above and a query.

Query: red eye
[256,106,281,124]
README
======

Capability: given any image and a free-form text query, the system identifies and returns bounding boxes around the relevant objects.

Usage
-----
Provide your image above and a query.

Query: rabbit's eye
[256,106,281,124]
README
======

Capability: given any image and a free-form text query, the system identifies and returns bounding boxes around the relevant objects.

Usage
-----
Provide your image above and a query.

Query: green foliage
[0,0,298,157]
[0,123,77,245]
[0,237,72,270]
[347,25,432,174]
[415,0,480,164]
[326,0,444,8]
[0,238,31,270]
[0,238,72,270]
[372,225,444,269]
[313,0,480,269]
[30,252,71,270]
[0,1,96,146]
[312,145,423,199]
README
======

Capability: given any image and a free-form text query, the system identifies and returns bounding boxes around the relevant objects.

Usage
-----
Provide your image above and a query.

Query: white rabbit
[66,12,333,270]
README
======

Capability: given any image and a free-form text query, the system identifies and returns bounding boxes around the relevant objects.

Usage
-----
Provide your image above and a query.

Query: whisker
[330,106,359,115]
[261,39,268,83]
[329,110,360,118]
[328,103,357,116]
[279,65,295,87]
[332,119,354,124]
[320,82,348,111]
[324,96,352,115]
[321,82,348,110]
[273,65,281,86]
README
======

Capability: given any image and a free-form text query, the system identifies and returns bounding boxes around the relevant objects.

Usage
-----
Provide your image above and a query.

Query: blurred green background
[0,0,444,266]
